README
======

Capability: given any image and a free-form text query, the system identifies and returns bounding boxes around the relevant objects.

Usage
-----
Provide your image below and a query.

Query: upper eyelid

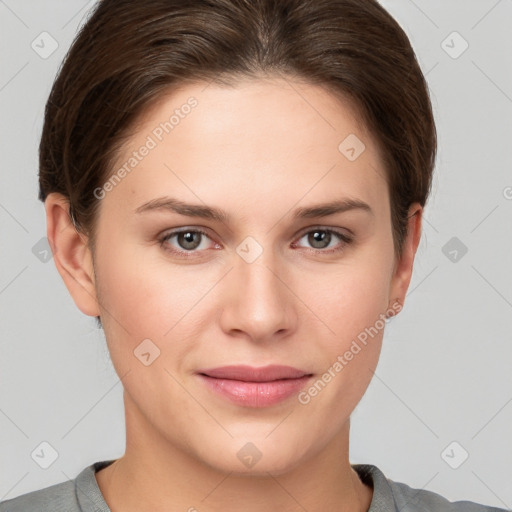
[160,226,352,247]
[295,225,352,239]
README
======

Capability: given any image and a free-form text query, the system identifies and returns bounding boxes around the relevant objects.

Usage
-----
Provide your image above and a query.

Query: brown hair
[39,0,436,325]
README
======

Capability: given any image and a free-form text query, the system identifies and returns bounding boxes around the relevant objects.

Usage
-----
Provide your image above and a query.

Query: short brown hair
[39,0,436,260]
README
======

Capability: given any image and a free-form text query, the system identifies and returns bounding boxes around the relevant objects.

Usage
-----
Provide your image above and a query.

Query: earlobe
[45,192,100,317]
[388,202,423,313]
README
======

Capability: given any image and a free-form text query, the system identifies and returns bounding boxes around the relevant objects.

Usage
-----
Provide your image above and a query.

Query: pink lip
[197,365,313,407]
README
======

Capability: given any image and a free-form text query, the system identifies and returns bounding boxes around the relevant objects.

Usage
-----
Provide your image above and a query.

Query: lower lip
[198,374,312,407]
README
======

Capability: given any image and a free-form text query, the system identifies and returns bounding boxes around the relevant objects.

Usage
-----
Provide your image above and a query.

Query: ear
[45,192,100,317]
[388,202,423,314]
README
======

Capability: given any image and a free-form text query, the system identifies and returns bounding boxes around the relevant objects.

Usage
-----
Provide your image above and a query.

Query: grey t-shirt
[0,460,508,511]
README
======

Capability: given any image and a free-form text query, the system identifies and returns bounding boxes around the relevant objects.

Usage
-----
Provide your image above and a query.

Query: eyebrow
[134,196,373,222]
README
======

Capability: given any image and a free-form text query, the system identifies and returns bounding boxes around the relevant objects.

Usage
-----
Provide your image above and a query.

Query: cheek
[95,239,182,327]
[304,253,392,336]
[94,243,222,364]
[294,249,392,396]
[296,267,388,426]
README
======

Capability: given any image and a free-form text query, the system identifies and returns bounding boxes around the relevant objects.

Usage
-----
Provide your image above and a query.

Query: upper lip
[198,365,312,382]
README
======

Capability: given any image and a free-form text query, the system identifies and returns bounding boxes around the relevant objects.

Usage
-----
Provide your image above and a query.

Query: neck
[95,393,373,512]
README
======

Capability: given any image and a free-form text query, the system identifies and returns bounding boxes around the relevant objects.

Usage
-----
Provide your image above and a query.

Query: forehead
[104,77,388,218]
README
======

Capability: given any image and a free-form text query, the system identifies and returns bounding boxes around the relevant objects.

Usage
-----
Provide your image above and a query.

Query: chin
[192,434,310,477]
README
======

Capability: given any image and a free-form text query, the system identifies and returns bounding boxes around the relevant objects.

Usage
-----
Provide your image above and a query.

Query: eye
[159,228,219,257]
[158,226,353,258]
[292,227,353,253]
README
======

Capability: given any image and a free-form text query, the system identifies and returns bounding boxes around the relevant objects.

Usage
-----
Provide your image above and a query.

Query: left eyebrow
[134,196,374,222]
[292,198,374,219]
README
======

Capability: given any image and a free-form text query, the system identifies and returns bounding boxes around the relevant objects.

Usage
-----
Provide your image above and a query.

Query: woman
[0,0,506,510]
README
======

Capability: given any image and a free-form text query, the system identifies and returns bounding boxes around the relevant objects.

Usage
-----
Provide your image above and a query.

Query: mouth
[196,365,314,407]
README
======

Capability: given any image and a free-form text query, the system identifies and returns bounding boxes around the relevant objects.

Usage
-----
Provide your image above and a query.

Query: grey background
[1,0,511,507]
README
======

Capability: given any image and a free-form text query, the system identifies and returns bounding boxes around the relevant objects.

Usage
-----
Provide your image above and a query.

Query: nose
[218,246,297,343]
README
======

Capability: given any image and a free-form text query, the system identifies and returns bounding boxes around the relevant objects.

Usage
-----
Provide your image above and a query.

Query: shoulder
[388,478,507,512]
[353,463,508,512]
[0,479,78,512]
[0,460,114,512]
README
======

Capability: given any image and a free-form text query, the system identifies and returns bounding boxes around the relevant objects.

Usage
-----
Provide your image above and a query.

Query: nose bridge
[240,250,283,303]
[220,238,295,340]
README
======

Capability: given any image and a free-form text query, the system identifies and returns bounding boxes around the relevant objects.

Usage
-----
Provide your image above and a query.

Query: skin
[45,76,422,512]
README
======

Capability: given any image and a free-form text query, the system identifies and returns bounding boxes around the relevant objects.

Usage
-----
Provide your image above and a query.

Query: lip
[197,365,313,407]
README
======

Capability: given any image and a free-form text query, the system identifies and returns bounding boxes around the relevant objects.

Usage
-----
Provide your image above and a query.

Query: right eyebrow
[134,197,229,223]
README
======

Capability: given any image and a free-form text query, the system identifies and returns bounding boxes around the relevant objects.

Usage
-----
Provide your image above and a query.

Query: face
[60,77,418,475]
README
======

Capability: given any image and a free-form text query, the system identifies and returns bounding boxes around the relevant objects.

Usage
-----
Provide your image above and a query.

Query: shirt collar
[76,460,397,512]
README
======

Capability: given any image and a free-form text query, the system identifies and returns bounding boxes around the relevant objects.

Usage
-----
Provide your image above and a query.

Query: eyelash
[158,227,353,258]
